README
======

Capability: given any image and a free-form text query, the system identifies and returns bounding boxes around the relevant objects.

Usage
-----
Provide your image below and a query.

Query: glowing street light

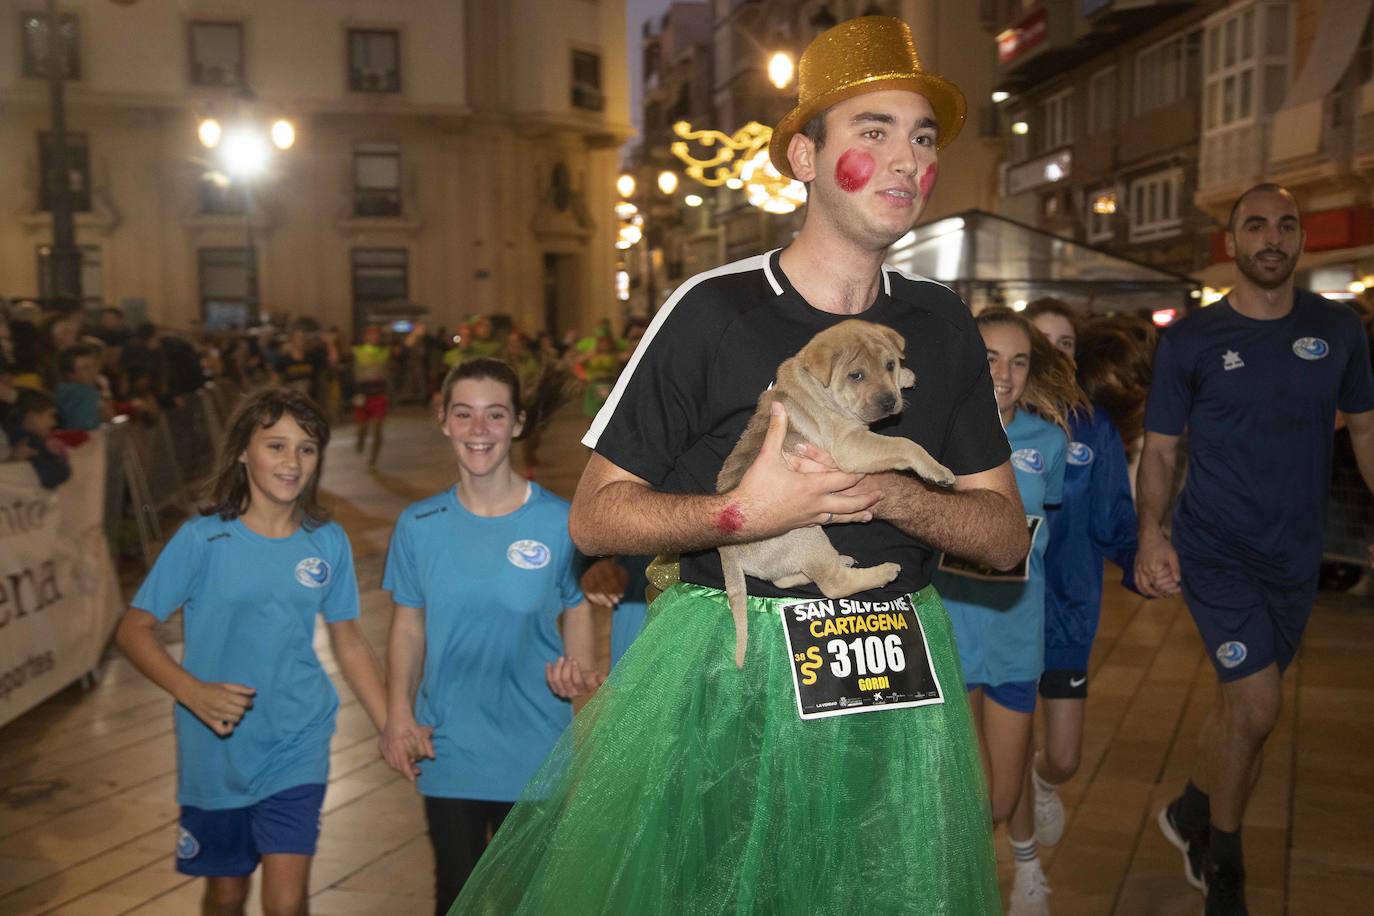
[768,52,795,90]
[197,117,222,149]
[221,127,271,179]
[991,90,1010,104]
[1011,121,1029,135]
[616,173,637,198]
[657,170,679,195]
[270,119,296,150]
[684,193,703,207]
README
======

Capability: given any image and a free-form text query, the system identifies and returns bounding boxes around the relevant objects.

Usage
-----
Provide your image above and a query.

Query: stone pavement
[0,403,1370,914]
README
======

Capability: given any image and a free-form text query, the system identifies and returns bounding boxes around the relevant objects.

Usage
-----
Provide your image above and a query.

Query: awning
[1270,0,1374,161]
[886,210,1199,314]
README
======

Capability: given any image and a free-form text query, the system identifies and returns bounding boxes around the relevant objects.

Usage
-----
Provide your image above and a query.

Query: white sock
[1011,836,1039,868]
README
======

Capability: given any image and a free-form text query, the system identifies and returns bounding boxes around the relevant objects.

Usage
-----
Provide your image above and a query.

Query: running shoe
[1157,799,1208,892]
[1008,861,1051,916]
[1204,861,1247,915]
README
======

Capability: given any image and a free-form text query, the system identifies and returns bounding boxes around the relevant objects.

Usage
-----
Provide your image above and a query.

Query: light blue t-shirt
[382,483,584,801]
[132,514,360,809]
[936,409,1067,686]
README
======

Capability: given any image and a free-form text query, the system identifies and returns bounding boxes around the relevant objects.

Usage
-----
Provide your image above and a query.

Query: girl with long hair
[933,306,1083,916]
[115,388,387,916]
[378,358,597,916]
[1021,302,1140,882]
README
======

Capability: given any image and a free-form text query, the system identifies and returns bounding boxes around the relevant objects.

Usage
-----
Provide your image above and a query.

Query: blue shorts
[1179,555,1316,683]
[967,679,1038,714]
[176,783,326,877]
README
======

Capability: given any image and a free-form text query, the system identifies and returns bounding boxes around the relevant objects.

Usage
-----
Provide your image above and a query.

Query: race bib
[936,515,1043,583]
[780,594,944,720]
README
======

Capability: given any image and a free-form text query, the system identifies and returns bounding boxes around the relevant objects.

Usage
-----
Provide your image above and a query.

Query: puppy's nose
[878,392,897,413]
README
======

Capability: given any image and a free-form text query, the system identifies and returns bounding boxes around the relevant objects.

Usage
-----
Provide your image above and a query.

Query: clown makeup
[918,162,938,200]
[834,148,877,193]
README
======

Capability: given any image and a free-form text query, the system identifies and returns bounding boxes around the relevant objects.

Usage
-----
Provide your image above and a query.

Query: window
[1136,30,1201,114]
[1088,67,1117,135]
[189,21,244,88]
[351,248,408,332]
[1085,188,1116,243]
[200,247,257,329]
[38,131,90,212]
[353,141,402,217]
[572,49,604,111]
[1040,89,1073,151]
[348,29,400,93]
[20,10,80,79]
[1204,3,1288,133]
[1127,169,1184,242]
[37,244,102,305]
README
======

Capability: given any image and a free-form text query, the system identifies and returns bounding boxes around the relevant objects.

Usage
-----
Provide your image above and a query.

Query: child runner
[351,325,391,473]
[115,388,388,916]
[377,358,599,916]
[934,307,1080,916]
[1022,301,1140,852]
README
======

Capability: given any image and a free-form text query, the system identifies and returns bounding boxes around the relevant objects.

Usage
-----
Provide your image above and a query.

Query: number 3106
[827,634,906,678]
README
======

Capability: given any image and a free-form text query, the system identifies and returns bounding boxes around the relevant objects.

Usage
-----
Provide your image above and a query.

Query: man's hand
[731,403,880,539]
[379,715,435,782]
[581,558,629,607]
[546,656,605,699]
[1135,528,1181,597]
[181,681,255,736]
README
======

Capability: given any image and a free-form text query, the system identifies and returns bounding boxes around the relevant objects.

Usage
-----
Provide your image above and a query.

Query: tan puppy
[716,319,954,667]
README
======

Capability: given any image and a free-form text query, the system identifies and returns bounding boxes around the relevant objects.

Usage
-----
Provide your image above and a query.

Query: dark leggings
[423,795,514,916]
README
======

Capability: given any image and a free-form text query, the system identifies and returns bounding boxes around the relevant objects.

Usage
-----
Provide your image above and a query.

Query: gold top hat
[769,16,966,180]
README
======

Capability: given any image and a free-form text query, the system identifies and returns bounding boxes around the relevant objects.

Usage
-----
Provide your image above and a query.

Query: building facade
[990,0,1374,303]
[0,0,631,337]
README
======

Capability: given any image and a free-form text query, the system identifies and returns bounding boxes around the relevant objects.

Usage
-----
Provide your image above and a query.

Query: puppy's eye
[848,370,864,381]
[885,360,895,372]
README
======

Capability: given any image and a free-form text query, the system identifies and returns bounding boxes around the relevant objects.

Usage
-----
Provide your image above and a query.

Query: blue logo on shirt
[1292,337,1329,360]
[1067,441,1094,466]
[294,557,331,588]
[1011,448,1045,474]
[176,827,200,860]
[507,539,551,570]
[1216,641,1248,669]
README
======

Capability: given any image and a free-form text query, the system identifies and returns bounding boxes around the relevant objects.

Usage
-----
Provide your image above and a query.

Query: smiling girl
[933,307,1082,916]
[115,388,387,916]
[378,358,596,916]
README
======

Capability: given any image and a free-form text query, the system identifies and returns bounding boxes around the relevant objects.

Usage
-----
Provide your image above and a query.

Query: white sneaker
[1008,861,1052,916]
[1033,769,1066,847]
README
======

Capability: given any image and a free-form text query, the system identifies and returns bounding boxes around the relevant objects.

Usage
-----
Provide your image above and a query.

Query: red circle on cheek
[835,149,876,193]
[919,162,938,199]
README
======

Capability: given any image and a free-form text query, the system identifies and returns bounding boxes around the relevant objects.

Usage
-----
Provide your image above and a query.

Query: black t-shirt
[274,348,324,392]
[584,248,1010,599]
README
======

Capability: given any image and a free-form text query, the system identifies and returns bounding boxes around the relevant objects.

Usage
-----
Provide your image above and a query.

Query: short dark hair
[58,343,96,377]
[13,387,58,421]
[1227,182,1301,233]
[1023,297,1079,331]
[800,110,828,153]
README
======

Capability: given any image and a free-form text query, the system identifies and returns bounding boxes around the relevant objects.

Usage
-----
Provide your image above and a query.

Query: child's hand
[580,558,629,608]
[184,681,256,736]
[545,656,605,700]
[380,717,435,782]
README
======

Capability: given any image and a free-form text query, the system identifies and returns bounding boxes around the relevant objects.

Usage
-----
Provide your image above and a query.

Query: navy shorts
[176,783,326,877]
[1179,555,1316,683]
[967,679,1038,714]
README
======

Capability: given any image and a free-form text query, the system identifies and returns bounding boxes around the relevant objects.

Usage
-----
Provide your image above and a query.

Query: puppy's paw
[838,555,856,568]
[876,562,900,584]
[924,463,956,488]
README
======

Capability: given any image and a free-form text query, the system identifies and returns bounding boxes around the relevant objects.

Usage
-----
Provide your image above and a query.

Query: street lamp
[657,170,679,195]
[616,173,637,198]
[767,52,795,90]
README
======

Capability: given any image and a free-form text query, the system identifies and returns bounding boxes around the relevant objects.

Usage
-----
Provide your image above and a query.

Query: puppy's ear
[877,325,906,354]
[801,339,838,388]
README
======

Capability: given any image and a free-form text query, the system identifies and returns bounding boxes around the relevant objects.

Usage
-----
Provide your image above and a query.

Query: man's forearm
[570,480,745,557]
[869,473,1028,571]
[1135,448,1177,536]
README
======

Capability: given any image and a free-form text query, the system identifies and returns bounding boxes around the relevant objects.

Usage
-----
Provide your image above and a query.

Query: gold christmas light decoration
[671,120,806,214]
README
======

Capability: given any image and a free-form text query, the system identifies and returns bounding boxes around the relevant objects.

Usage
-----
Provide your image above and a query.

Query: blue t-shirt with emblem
[132,514,360,809]
[1145,291,1374,584]
[936,409,1067,686]
[382,482,583,801]
[1043,408,1139,669]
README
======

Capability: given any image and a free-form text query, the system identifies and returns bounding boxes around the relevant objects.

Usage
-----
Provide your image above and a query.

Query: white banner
[0,431,123,729]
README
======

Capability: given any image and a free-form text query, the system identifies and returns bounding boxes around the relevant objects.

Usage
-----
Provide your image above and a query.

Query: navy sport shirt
[1145,290,1374,584]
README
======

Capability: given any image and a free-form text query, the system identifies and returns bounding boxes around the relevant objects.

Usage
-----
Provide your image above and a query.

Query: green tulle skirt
[452,583,1000,915]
